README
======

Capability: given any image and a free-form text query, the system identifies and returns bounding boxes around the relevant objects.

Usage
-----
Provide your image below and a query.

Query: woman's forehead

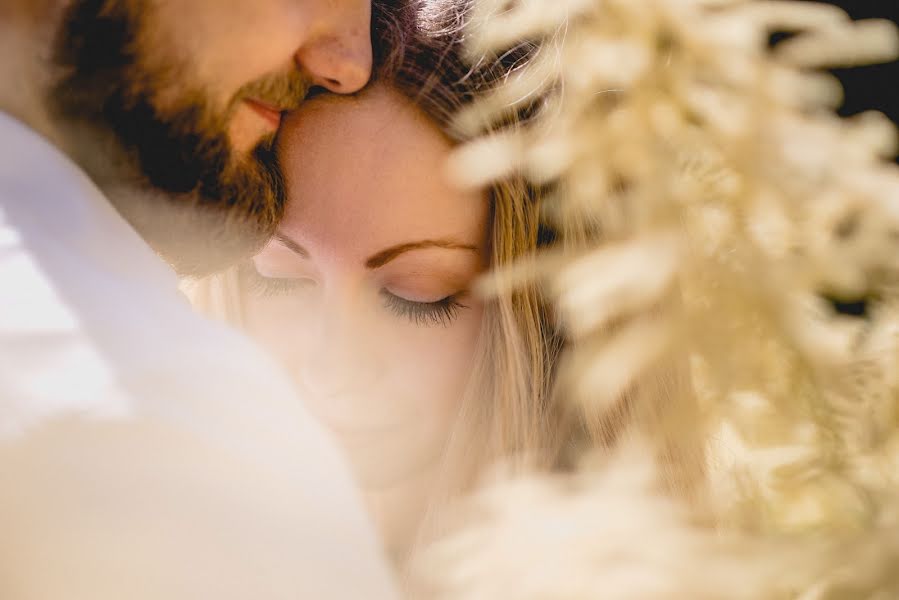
[281,84,438,155]
[276,85,487,262]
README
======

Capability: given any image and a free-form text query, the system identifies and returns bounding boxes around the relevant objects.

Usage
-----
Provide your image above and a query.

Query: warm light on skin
[230,104,279,155]
[138,0,373,154]
[241,86,488,541]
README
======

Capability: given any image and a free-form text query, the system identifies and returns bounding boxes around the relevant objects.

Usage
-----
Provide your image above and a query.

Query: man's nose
[295,2,373,94]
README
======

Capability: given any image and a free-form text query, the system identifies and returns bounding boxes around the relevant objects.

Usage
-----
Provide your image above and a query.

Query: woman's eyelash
[381,290,468,327]
[241,263,309,297]
[240,261,468,326]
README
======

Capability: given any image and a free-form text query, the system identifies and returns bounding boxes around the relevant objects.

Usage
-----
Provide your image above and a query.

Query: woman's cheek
[409,303,484,409]
[244,294,316,371]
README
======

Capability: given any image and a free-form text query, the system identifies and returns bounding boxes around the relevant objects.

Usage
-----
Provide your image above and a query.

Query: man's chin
[115,142,283,278]
[109,185,272,278]
[51,0,286,276]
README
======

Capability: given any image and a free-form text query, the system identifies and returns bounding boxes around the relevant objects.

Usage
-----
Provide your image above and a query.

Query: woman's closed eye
[242,262,470,327]
[381,289,468,327]
[242,263,315,297]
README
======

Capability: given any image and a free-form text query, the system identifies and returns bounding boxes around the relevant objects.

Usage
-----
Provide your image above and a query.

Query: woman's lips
[244,98,283,129]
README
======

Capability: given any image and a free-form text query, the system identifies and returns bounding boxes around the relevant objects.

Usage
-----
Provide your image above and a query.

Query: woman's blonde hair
[189,0,567,554]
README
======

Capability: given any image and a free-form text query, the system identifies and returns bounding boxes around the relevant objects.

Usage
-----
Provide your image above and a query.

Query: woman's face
[242,85,488,489]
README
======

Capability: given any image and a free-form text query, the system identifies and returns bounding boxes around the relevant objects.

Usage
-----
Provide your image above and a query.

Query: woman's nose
[297,297,381,399]
[294,2,372,94]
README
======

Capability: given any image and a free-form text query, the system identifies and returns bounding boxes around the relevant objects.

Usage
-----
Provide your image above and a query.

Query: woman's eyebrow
[273,231,309,258]
[272,232,477,267]
[365,240,478,269]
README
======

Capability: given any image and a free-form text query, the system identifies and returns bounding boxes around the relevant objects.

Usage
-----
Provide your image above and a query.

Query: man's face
[52,0,373,275]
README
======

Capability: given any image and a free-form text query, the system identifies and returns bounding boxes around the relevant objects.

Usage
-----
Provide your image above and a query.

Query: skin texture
[48,0,374,274]
[139,0,372,152]
[241,85,488,551]
[0,3,400,596]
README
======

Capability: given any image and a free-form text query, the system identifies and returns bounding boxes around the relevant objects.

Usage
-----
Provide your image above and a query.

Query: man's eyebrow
[273,231,309,258]
[365,240,478,269]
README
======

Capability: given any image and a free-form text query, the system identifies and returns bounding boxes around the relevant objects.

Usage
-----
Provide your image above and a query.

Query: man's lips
[244,98,284,129]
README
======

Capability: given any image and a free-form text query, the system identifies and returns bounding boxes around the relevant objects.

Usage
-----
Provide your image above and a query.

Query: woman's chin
[338,440,442,491]
[346,449,421,490]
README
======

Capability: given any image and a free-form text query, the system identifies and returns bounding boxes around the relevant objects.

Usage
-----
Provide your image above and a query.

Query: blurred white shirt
[0,111,398,599]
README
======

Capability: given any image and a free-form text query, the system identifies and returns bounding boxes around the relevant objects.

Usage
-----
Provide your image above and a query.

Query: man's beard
[49,0,308,276]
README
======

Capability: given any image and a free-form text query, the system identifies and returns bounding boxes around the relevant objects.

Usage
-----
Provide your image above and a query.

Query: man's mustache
[233,70,312,113]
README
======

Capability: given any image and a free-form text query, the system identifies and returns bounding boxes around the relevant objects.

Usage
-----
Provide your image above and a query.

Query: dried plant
[415,1,899,597]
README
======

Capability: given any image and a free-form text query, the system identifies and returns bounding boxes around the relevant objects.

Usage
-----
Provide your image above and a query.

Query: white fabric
[0,111,398,599]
